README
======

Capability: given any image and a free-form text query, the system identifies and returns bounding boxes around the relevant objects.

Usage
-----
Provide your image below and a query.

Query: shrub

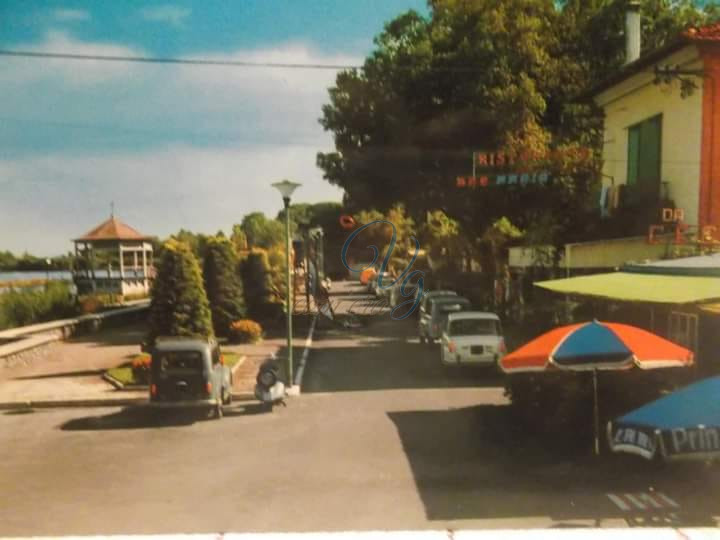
[131,353,151,384]
[228,319,263,343]
[79,295,103,314]
[0,282,78,330]
[147,239,214,343]
[78,293,123,314]
[203,236,246,336]
[239,249,274,318]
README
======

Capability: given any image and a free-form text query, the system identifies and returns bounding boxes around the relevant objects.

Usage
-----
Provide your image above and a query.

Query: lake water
[0,271,73,283]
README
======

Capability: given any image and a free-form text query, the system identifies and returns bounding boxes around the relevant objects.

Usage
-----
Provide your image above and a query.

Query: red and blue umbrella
[500,320,694,454]
[500,320,693,373]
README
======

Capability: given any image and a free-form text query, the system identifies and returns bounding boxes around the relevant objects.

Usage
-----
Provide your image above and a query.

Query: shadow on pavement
[388,404,720,527]
[58,403,271,430]
[67,322,146,348]
[304,315,505,392]
[3,408,36,415]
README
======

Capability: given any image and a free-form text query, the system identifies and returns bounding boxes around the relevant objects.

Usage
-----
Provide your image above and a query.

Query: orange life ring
[339,215,356,230]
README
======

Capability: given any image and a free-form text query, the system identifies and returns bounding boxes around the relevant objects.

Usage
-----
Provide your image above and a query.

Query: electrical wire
[0,48,514,73]
[0,49,362,70]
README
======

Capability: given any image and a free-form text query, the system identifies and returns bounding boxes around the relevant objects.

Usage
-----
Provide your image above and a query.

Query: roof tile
[75,217,150,242]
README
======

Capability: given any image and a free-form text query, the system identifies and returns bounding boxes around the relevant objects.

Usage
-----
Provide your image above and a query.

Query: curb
[293,313,318,392]
[230,355,247,378]
[0,355,250,411]
[102,372,126,390]
[0,397,147,410]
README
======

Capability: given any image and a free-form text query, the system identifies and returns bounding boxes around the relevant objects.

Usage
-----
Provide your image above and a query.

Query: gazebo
[72,215,155,296]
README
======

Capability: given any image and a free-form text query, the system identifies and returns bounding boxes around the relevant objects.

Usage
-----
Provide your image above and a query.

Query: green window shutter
[638,115,662,196]
[627,125,640,186]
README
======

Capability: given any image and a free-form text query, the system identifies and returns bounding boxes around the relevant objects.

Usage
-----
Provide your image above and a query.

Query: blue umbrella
[608,376,720,461]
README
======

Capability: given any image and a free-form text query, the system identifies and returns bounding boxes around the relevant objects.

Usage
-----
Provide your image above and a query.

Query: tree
[239,248,275,319]
[171,229,211,260]
[240,212,285,249]
[318,0,719,257]
[203,236,246,336]
[230,224,248,254]
[147,239,213,342]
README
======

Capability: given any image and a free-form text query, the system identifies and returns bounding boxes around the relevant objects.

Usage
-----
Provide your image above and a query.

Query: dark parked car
[148,337,232,419]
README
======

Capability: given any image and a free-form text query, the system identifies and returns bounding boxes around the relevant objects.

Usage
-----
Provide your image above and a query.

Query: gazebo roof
[74,216,151,242]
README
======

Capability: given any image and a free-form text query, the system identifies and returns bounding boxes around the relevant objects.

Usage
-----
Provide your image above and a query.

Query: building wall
[597,46,704,227]
[509,236,671,270]
[699,44,720,229]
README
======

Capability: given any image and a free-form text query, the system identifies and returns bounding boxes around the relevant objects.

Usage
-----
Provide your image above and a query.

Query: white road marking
[655,492,680,508]
[607,493,631,511]
[623,494,647,510]
[607,492,681,511]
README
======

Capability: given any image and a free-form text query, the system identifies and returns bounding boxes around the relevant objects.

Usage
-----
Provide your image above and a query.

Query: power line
[0,49,362,70]
[0,49,491,73]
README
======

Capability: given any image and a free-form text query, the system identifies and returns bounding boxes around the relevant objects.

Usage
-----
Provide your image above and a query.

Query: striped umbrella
[500,320,694,454]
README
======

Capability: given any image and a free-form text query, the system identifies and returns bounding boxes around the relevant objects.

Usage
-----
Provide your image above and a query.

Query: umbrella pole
[593,369,600,456]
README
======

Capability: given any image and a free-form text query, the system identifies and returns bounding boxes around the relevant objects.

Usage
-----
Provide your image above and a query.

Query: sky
[0,0,427,256]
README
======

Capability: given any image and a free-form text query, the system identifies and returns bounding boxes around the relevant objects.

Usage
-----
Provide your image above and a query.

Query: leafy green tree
[231,224,248,253]
[203,236,246,336]
[171,229,212,260]
[318,0,718,255]
[147,239,213,342]
[241,212,285,249]
[239,249,275,319]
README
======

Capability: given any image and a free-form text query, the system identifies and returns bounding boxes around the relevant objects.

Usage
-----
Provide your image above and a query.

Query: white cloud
[0,145,344,255]
[54,9,91,22]
[139,5,191,27]
[0,31,142,86]
[0,34,357,254]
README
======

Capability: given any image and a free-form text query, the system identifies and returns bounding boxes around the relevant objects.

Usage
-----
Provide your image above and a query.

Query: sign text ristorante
[474,147,591,168]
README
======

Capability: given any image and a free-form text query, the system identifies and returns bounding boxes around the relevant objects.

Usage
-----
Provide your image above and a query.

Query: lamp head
[272,180,301,200]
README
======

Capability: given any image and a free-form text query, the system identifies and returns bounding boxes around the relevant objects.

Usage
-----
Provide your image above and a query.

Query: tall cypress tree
[203,236,246,336]
[147,239,214,343]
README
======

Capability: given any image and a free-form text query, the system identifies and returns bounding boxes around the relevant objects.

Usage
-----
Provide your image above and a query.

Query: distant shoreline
[0,271,73,288]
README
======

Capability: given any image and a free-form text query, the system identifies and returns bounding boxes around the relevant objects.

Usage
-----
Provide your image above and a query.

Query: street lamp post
[272,180,301,388]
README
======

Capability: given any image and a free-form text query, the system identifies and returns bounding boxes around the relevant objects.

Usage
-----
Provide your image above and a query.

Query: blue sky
[0,0,427,255]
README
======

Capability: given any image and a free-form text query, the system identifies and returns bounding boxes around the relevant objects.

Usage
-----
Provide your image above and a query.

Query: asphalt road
[1,282,719,535]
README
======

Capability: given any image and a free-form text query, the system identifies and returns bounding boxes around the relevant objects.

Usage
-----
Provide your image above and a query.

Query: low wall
[0,301,150,367]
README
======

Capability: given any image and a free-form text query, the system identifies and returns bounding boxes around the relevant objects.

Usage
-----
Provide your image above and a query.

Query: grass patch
[106,365,137,386]
[223,352,243,368]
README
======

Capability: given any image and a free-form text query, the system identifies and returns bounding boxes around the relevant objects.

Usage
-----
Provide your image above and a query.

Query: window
[159,351,203,374]
[627,115,662,197]
[668,311,698,351]
[448,319,499,336]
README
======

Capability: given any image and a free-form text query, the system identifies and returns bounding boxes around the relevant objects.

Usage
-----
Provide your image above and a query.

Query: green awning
[535,272,720,304]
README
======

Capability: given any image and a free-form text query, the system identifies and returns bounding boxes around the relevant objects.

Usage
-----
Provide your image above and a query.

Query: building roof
[583,23,720,100]
[700,302,720,315]
[622,254,720,277]
[535,272,720,305]
[74,216,151,242]
[685,23,720,42]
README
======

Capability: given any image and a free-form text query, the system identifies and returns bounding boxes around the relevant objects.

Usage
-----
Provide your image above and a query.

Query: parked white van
[440,311,506,367]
